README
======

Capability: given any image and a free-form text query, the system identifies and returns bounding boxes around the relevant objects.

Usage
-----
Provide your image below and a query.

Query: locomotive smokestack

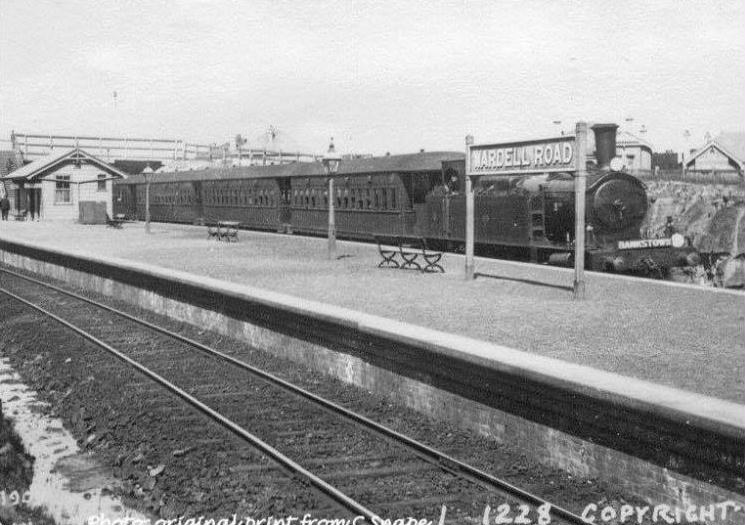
[591,123,619,169]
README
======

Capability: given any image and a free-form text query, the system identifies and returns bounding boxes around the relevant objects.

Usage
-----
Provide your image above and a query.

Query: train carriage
[112,126,697,277]
[289,171,416,238]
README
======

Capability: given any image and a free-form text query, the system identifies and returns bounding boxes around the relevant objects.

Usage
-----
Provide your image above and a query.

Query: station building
[1,147,128,222]
[685,132,745,177]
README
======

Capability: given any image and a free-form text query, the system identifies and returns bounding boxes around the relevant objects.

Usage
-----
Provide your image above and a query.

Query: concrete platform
[0,220,742,403]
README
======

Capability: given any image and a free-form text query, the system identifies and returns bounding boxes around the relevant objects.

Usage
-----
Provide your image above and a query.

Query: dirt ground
[0,221,743,403]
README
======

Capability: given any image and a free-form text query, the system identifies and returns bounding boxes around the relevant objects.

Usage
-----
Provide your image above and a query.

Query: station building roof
[119,151,465,184]
[1,147,130,182]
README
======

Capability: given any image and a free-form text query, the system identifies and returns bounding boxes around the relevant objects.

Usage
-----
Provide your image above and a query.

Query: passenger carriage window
[391,188,397,209]
[323,189,328,207]
[366,189,371,209]
[382,188,388,209]
[311,189,316,208]
[343,189,349,209]
[336,188,341,208]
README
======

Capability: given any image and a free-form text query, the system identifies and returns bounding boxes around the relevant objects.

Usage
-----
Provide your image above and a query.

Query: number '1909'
[0,490,32,506]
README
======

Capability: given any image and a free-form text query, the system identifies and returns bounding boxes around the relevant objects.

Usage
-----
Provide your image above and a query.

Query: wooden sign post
[573,122,588,300]
[464,123,588,299]
[464,135,475,280]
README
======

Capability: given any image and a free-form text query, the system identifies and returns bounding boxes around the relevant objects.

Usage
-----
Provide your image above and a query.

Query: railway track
[0,268,588,524]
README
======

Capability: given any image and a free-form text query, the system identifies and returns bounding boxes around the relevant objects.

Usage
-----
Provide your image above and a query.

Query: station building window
[55,175,71,204]
[97,174,107,192]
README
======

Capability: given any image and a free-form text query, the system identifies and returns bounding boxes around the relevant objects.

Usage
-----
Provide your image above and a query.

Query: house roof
[685,134,745,171]
[119,151,465,184]
[713,132,745,163]
[1,148,129,182]
[616,131,653,152]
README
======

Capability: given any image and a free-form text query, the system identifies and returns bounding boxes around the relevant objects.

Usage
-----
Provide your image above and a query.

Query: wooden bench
[373,235,444,273]
[13,210,27,221]
[106,214,125,228]
[206,222,220,240]
[206,221,240,242]
[219,221,240,242]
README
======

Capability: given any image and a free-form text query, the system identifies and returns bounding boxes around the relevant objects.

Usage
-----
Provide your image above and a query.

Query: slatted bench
[373,235,400,268]
[106,214,125,228]
[219,221,240,242]
[206,222,220,240]
[373,235,444,273]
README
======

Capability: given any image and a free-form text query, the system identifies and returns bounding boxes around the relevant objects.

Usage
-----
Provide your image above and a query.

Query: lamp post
[143,164,153,234]
[322,138,341,260]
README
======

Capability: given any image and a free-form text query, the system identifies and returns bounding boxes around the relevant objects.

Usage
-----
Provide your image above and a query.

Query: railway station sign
[468,136,576,176]
[464,123,589,300]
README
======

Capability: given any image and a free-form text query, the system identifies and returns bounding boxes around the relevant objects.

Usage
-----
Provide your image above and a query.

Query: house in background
[1,147,128,221]
[615,131,653,173]
[685,132,744,176]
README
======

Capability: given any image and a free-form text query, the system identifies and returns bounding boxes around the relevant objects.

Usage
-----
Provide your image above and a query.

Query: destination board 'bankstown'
[469,136,576,176]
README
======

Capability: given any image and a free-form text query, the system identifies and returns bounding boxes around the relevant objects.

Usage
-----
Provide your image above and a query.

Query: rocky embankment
[642,180,745,287]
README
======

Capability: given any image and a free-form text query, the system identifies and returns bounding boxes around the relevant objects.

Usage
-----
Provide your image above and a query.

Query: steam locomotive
[113,124,696,275]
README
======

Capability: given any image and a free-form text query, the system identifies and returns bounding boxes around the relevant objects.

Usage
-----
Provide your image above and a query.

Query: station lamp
[322,138,341,259]
[142,164,154,234]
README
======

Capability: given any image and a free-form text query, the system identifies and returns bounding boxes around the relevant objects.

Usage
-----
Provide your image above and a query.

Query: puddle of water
[0,357,151,525]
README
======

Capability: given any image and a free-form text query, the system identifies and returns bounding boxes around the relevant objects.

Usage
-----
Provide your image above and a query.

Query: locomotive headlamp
[609,157,624,172]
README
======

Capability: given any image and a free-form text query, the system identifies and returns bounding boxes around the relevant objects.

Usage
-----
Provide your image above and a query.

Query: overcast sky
[0,0,743,156]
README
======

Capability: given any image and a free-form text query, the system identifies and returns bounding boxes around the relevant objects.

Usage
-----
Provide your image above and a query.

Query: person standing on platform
[0,195,9,220]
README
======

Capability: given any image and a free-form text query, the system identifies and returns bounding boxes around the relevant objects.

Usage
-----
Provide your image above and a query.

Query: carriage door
[192,181,204,220]
[278,178,291,227]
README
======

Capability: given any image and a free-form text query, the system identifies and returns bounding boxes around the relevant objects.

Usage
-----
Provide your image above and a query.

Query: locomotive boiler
[416,124,693,273]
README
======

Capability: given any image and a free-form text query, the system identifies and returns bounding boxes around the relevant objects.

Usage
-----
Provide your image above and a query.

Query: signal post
[464,122,588,299]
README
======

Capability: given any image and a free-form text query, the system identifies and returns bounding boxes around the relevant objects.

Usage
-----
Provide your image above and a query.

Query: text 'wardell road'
[470,137,575,175]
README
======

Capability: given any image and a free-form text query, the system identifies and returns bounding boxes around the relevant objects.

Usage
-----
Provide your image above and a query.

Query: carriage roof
[117,151,464,184]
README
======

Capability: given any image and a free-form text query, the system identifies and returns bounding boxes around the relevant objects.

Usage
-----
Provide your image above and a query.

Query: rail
[0,267,588,524]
